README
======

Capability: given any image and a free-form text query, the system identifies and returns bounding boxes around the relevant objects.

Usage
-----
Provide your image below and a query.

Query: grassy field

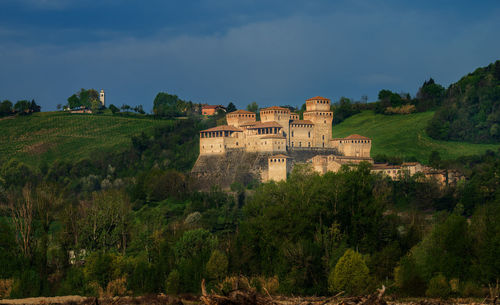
[333,111,500,163]
[0,111,175,167]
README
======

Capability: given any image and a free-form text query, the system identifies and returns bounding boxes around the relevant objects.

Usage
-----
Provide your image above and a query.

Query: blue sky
[0,0,499,111]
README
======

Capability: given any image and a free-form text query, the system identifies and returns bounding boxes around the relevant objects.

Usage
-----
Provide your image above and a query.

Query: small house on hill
[202,105,226,116]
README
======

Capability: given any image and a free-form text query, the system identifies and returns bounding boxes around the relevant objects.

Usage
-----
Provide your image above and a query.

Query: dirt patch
[0,295,86,304]
[21,142,56,155]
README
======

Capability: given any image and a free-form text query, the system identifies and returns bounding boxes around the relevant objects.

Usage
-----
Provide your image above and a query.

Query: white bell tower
[100,89,105,106]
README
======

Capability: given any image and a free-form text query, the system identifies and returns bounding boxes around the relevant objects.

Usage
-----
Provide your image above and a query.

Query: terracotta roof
[402,162,419,166]
[260,135,286,139]
[306,96,330,101]
[371,163,401,170]
[344,134,371,140]
[246,121,283,129]
[201,125,242,132]
[269,154,290,159]
[228,109,255,115]
[202,105,224,109]
[290,112,299,116]
[261,106,290,112]
[290,120,314,125]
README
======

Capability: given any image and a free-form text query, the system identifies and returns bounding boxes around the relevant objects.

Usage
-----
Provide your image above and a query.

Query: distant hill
[426,60,500,143]
[0,111,175,167]
[333,110,499,163]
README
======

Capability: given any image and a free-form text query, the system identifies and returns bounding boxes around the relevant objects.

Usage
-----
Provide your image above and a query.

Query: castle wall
[331,138,371,157]
[290,122,314,148]
[200,137,226,155]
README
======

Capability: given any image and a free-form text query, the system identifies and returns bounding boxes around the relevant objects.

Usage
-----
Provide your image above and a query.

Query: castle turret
[99,89,105,107]
[265,154,291,182]
[226,110,256,128]
[303,96,333,147]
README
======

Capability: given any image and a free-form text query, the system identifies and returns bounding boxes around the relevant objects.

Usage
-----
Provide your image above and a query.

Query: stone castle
[196,96,374,183]
[199,96,371,157]
[193,96,461,185]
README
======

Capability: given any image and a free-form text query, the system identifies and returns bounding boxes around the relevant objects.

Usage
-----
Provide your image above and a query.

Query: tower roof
[344,134,371,140]
[228,109,255,115]
[261,106,290,112]
[200,125,242,132]
[306,96,330,101]
[269,154,290,159]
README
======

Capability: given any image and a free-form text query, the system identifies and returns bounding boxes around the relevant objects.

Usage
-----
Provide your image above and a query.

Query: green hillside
[333,110,500,162]
[0,111,175,167]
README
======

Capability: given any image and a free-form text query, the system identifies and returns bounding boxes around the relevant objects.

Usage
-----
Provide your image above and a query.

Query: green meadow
[0,111,175,167]
[333,111,500,163]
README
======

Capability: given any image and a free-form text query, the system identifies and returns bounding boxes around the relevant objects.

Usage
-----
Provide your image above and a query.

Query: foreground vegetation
[0,113,498,298]
[333,111,499,162]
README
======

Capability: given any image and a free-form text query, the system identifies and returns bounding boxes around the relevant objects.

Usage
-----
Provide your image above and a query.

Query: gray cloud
[0,3,499,110]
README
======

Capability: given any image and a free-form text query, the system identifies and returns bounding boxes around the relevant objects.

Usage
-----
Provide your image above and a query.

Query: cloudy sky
[0,0,499,111]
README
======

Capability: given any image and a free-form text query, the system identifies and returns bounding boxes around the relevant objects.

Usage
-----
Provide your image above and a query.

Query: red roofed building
[201,105,226,116]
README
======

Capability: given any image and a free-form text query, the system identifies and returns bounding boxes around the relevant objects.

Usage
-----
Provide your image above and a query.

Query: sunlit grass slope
[0,112,175,167]
[333,111,500,162]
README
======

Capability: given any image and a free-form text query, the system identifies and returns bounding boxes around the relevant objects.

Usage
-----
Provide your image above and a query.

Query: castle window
[308,142,310,147]
[292,131,294,137]
[308,131,310,138]
[322,135,325,140]
[236,142,238,146]
[299,142,302,147]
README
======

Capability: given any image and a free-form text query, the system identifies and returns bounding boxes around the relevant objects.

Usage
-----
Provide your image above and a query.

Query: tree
[8,185,35,259]
[0,100,13,116]
[66,89,99,109]
[77,189,132,252]
[328,249,371,295]
[206,249,228,282]
[174,229,217,292]
[109,104,120,114]
[121,104,131,112]
[227,102,237,113]
[14,100,31,114]
[134,105,145,114]
[246,102,259,113]
[29,100,41,112]
[153,92,181,117]
[91,99,101,113]
[56,104,62,110]
[428,150,441,168]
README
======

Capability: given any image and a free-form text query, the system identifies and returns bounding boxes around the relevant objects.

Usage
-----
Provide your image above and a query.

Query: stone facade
[331,134,372,158]
[264,154,291,182]
[199,96,344,155]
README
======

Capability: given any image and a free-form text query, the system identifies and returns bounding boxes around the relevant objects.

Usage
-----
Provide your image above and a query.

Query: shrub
[104,276,128,297]
[206,250,228,282]
[394,255,426,296]
[462,281,483,297]
[0,279,13,298]
[426,274,451,298]
[328,249,371,295]
[165,270,180,295]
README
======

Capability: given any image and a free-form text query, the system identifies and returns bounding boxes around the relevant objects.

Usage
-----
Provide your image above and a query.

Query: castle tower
[99,89,105,107]
[303,96,333,148]
[260,106,291,143]
[226,110,256,128]
[266,154,291,182]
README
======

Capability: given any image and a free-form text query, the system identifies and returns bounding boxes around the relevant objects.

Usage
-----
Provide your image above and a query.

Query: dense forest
[0,109,499,299]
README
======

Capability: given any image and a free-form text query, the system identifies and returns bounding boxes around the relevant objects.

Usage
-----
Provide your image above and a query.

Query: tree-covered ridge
[427,60,500,143]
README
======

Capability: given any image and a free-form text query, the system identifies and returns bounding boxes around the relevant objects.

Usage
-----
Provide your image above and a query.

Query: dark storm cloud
[0,0,499,110]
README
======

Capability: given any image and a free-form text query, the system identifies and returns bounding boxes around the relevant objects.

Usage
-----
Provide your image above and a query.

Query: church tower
[99,89,105,107]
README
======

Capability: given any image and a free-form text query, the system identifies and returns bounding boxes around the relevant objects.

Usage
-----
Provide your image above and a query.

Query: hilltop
[333,110,499,163]
[426,60,500,143]
[0,111,176,167]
